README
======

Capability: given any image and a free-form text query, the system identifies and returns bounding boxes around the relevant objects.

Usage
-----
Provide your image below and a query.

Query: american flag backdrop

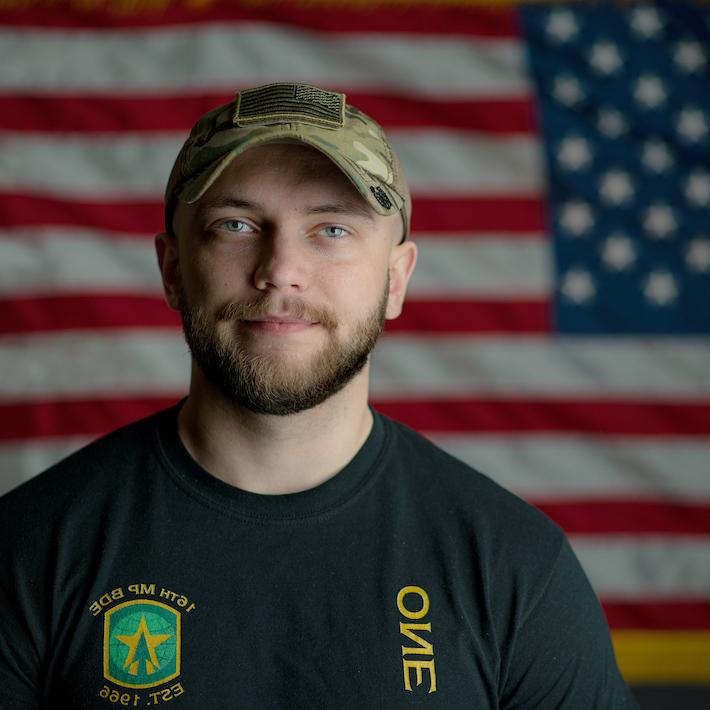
[1,0,709,703]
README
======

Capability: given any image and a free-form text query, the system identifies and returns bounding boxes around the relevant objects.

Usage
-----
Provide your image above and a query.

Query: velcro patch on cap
[234,83,345,129]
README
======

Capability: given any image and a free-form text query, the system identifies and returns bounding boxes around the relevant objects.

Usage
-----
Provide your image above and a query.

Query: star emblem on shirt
[115,615,173,677]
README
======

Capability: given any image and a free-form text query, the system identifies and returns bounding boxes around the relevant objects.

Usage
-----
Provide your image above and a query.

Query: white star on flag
[557,136,593,171]
[599,169,635,205]
[685,171,710,207]
[686,237,710,272]
[643,270,679,306]
[598,108,627,137]
[561,268,596,304]
[643,204,677,240]
[629,6,664,38]
[676,107,708,143]
[601,234,637,271]
[633,75,667,109]
[559,200,594,236]
[553,75,585,106]
[545,9,579,42]
[673,40,707,73]
[589,41,624,75]
[641,139,675,173]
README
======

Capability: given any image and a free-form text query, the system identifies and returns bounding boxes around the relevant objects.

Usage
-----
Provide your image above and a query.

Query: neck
[177,365,373,494]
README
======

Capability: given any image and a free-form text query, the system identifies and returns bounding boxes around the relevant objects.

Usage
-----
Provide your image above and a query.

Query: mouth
[241,315,320,333]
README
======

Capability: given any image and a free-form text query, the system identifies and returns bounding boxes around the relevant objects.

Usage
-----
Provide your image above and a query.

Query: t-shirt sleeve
[0,495,44,709]
[498,535,639,709]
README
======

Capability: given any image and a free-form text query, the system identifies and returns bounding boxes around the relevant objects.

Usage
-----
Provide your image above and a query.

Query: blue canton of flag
[522,2,710,334]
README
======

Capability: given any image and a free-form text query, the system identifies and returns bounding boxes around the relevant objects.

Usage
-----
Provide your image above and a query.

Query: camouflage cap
[165,83,412,242]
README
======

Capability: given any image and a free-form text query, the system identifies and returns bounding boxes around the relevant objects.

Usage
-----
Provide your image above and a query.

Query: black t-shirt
[0,405,638,709]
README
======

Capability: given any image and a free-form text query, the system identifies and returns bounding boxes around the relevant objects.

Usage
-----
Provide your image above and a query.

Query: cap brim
[177,129,402,218]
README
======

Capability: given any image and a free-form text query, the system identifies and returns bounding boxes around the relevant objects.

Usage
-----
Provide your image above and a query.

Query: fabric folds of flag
[0,0,709,701]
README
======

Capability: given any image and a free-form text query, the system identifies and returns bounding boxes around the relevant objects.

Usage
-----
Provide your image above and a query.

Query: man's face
[159,142,416,415]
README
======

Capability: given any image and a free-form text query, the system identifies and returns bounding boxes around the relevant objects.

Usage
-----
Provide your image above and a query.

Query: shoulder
[379,411,565,558]
[0,405,176,528]
[378,412,585,645]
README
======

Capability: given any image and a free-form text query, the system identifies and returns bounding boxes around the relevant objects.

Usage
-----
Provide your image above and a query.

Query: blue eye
[220,219,252,233]
[321,226,348,239]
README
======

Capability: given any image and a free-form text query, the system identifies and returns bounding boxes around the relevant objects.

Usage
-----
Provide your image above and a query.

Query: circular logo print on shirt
[103,600,181,689]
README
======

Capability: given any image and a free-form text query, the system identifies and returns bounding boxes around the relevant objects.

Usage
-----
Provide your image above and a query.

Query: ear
[155,232,181,311]
[386,240,417,320]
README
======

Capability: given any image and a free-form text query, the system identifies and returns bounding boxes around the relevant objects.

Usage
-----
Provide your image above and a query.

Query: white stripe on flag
[0,229,162,295]
[372,336,710,399]
[0,131,542,197]
[430,434,710,500]
[2,332,710,398]
[572,537,710,598]
[411,236,550,296]
[0,228,550,298]
[0,27,528,96]
[1,332,190,397]
[392,132,542,195]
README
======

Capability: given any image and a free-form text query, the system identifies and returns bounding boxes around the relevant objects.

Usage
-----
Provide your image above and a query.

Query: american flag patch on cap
[233,83,345,129]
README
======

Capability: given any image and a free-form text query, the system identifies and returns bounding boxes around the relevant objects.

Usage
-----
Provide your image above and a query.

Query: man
[0,83,637,708]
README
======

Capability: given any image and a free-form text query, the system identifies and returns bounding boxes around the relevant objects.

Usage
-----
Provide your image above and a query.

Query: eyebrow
[195,196,259,222]
[305,201,375,223]
[196,195,375,224]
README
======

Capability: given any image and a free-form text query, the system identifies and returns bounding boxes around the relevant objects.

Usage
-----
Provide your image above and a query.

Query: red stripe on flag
[535,500,710,535]
[375,399,710,436]
[0,194,546,234]
[0,94,535,134]
[603,601,710,631]
[0,295,181,334]
[387,299,551,334]
[0,398,180,441]
[411,196,547,233]
[0,194,164,234]
[4,398,710,441]
[0,3,518,36]
[0,295,548,335]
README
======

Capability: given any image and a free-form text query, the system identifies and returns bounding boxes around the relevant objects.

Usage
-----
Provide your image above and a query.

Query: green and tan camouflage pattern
[164,83,411,241]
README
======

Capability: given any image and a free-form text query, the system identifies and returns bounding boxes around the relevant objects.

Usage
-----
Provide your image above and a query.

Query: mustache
[215,297,338,331]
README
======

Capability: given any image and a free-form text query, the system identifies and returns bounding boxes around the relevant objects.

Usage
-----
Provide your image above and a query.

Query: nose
[252,232,307,293]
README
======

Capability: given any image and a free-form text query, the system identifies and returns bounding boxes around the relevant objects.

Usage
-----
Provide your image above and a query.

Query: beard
[176,278,389,416]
